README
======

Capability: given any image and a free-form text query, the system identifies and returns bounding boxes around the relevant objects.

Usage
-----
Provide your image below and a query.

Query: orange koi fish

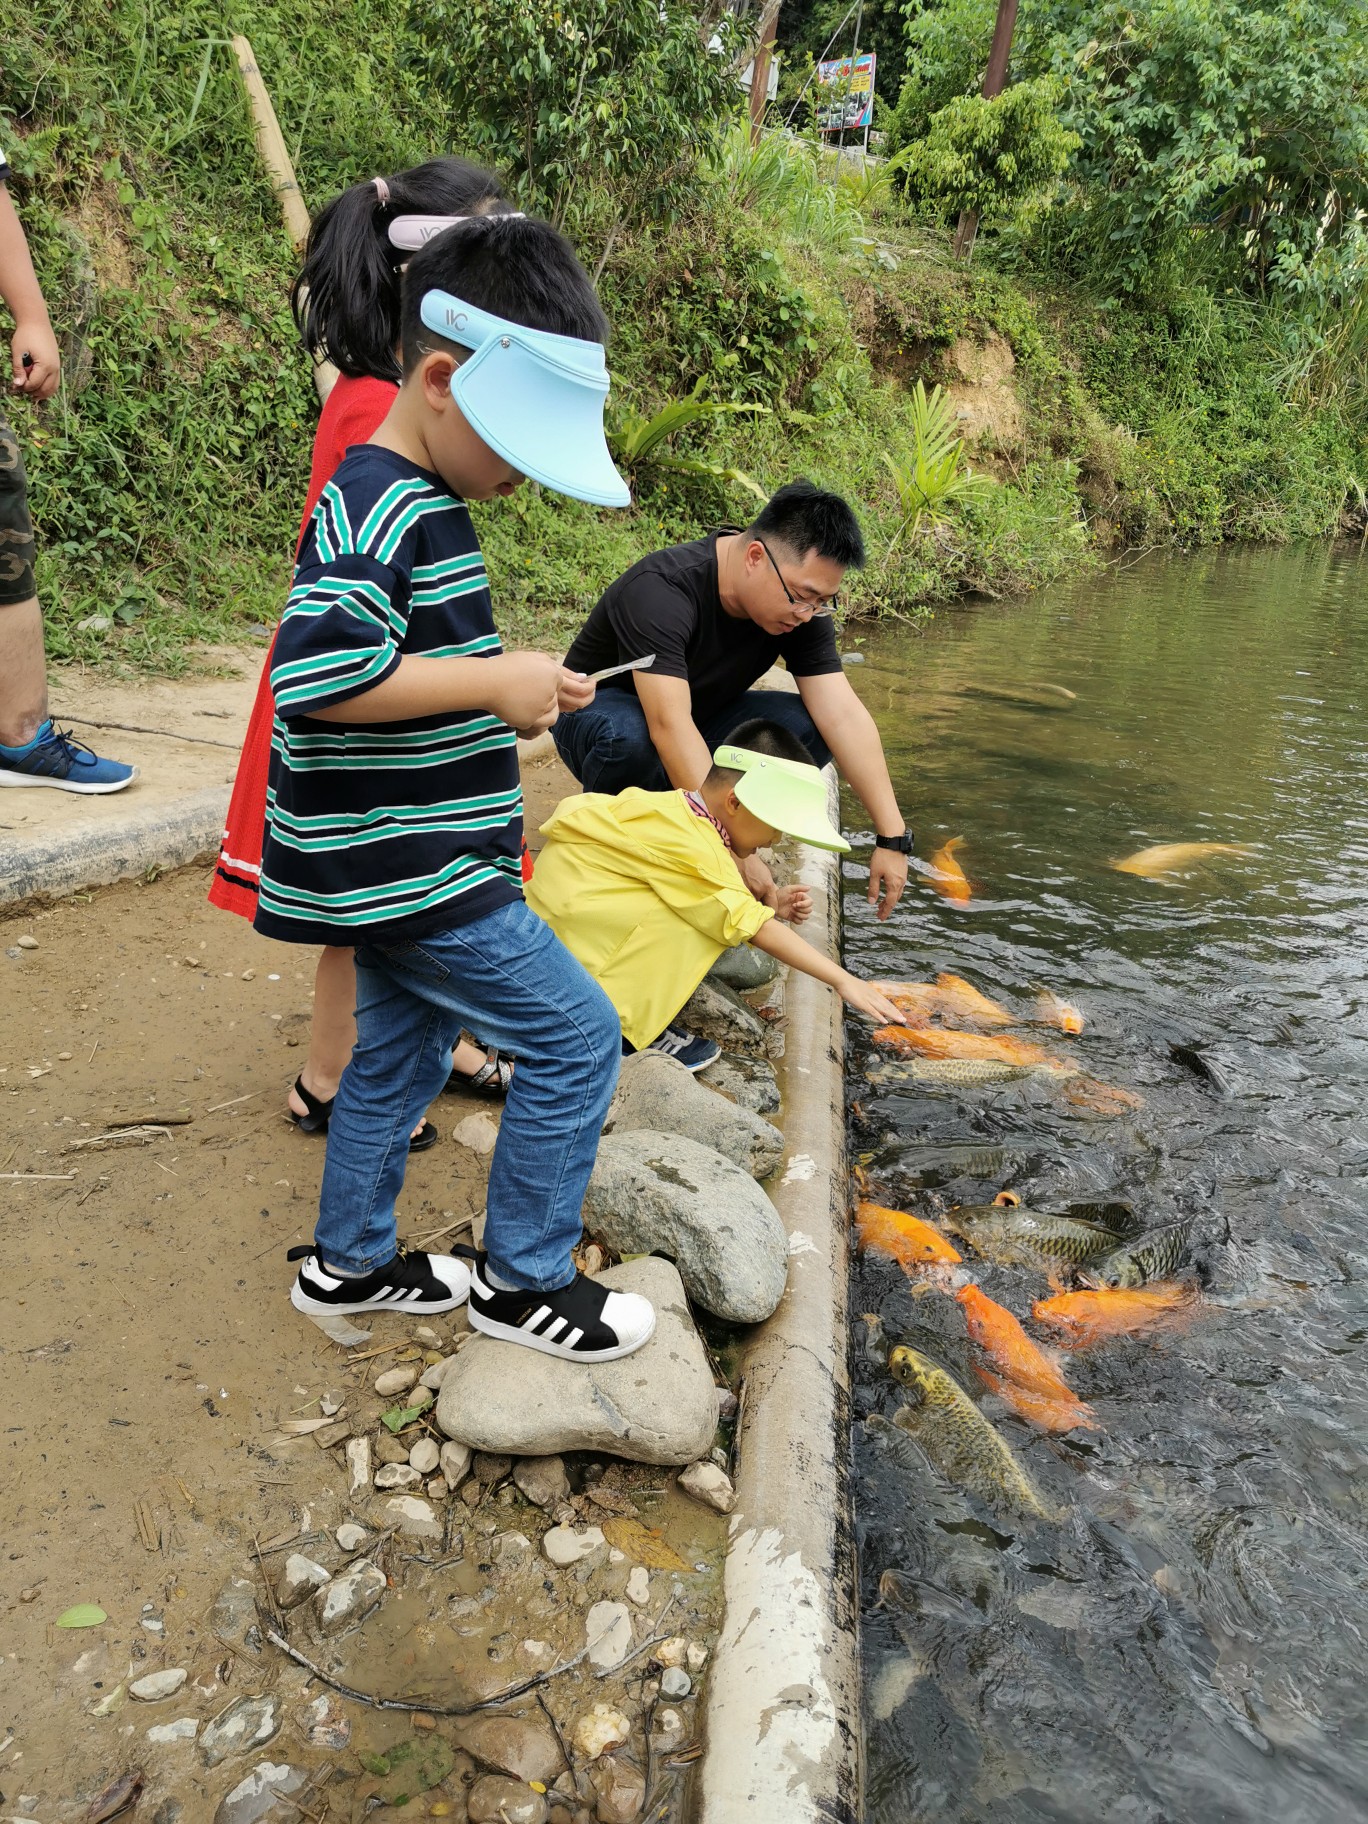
[1032,1283,1196,1348]
[976,1370,1097,1434]
[856,1201,962,1270]
[885,983,944,1023]
[871,1026,1059,1067]
[1063,1077,1146,1116]
[1112,842,1255,879]
[927,837,972,902]
[954,1284,1094,1433]
[934,973,1014,1027]
[1035,990,1085,1035]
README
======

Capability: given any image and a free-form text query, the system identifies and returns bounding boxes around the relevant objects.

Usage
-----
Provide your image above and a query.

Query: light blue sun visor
[419,289,631,508]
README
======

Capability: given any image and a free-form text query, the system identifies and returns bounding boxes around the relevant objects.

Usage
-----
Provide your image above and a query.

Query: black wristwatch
[875,830,914,855]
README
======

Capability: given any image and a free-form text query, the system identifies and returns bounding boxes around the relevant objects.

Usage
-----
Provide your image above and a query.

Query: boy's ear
[418,349,459,407]
[725,788,743,816]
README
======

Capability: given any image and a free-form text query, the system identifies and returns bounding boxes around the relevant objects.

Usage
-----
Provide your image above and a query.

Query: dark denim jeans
[552,686,831,793]
[316,899,619,1290]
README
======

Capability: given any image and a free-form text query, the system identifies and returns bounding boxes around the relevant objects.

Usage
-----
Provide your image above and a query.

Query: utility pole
[749,0,781,145]
[952,0,1019,260]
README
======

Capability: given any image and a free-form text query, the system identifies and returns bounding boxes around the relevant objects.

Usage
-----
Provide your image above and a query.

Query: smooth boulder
[583,1130,788,1323]
[698,1051,781,1116]
[435,1258,717,1465]
[604,1050,782,1178]
[706,944,780,992]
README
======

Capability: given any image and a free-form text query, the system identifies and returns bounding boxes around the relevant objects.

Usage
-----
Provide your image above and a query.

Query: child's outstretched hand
[489,651,563,737]
[775,884,812,925]
[838,975,905,1025]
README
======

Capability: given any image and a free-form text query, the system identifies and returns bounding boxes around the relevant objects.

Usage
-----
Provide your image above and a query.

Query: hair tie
[372,176,391,207]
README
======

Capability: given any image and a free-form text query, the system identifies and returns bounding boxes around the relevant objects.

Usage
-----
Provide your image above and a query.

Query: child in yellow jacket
[527,720,903,1061]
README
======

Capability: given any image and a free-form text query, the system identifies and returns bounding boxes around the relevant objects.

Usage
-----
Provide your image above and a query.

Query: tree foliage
[403,0,740,229]
[900,78,1079,225]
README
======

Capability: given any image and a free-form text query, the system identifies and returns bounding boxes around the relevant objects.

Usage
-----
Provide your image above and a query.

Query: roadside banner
[815,51,876,134]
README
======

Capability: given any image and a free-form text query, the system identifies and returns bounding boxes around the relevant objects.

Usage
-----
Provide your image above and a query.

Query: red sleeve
[295,375,399,551]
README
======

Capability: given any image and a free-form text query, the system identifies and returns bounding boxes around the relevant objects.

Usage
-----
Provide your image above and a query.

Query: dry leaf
[601,1516,691,1572]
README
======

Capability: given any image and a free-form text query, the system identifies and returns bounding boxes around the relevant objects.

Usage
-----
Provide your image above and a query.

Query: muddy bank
[0,806,742,1819]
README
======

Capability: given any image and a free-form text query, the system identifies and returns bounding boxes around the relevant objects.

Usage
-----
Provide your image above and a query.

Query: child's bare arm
[308,649,563,732]
[0,185,60,400]
[750,918,904,1024]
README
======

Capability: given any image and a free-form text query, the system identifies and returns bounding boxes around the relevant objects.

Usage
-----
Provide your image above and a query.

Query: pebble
[455,1714,563,1784]
[678,1460,736,1514]
[660,1667,692,1699]
[427,1475,448,1500]
[378,1494,444,1541]
[626,1567,650,1606]
[16,935,38,950]
[408,1436,440,1475]
[374,1429,410,1465]
[592,1759,646,1824]
[209,1576,262,1654]
[146,1717,198,1744]
[240,969,255,981]
[453,1112,500,1154]
[374,1364,420,1397]
[491,1530,532,1566]
[345,1436,371,1494]
[654,1637,688,1668]
[686,1641,708,1672]
[129,1667,188,1701]
[212,1760,306,1824]
[319,1390,345,1416]
[316,1560,386,1636]
[715,1386,739,1420]
[440,1440,473,1490]
[336,1521,369,1552]
[276,1554,330,1609]
[198,1692,281,1767]
[414,1323,444,1345]
[303,1694,351,1750]
[585,1600,633,1672]
[313,1418,351,1449]
[571,1702,632,1760]
[57,1050,72,1060]
[652,1708,686,1751]
[374,1462,422,1490]
[467,1776,547,1824]
[542,1523,606,1568]
[419,1354,458,1392]
[473,1450,514,1485]
[511,1454,570,1509]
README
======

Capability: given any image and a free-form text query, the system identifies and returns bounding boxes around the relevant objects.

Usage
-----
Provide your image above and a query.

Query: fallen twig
[68,1126,171,1151]
[1,1171,76,1181]
[205,1091,262,1114]
[266,1629,591,1715]
[413,1213,474,1247]
[535,1686,573,1777]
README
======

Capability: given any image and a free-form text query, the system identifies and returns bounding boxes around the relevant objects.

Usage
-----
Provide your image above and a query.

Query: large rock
[698,1052,781,1117]
[706,944,780,992]
[435,1258,717,1465]
[454,1714,563,1784]
[604,1051,782,1179]
[583,1132,788,1324]
[678,978,775,1059]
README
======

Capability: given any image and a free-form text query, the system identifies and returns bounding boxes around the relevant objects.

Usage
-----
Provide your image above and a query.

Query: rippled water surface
[839,544,1368,1824]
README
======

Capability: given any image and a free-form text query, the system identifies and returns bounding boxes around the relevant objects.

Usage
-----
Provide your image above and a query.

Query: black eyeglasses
[757,538,839,617]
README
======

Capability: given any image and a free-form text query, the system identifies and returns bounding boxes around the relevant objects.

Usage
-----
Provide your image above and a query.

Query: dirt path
[0,753,724,1822]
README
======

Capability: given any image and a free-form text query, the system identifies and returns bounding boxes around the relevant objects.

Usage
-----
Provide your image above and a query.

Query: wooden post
[749,0,781,146]
[951,0,1019,260]
[230,35,336,402]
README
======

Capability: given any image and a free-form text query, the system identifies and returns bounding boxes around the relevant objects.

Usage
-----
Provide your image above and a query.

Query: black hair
[706,717,815,786]
[745,479,866,569]
[291,157,511,383]
[399,214,610,374]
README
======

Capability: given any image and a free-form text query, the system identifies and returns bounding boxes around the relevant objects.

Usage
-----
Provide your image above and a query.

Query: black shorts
[0,411,36,605]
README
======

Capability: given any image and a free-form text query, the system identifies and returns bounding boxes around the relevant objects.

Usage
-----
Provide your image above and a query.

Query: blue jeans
[552,686,832,793]
[316,900,620,1291]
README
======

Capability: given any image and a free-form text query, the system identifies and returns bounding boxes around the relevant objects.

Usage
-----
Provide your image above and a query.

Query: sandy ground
[0,751,725,1821]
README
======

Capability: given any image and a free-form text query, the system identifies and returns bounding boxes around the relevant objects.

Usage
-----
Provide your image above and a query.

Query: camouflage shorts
[0,411,36,606]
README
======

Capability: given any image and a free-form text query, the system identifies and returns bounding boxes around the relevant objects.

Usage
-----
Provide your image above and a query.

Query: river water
[839,543,1368,1823]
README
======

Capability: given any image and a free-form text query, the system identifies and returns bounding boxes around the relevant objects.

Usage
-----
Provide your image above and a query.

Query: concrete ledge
[0,785,230,908]
[698,770,859,1823]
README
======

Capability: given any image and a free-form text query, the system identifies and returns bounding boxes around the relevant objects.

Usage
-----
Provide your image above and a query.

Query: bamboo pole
[952,0,1020,261]
[230,35,337,402]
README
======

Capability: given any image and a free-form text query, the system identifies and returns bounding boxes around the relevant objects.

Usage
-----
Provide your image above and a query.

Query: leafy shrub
[900,80,1079,228]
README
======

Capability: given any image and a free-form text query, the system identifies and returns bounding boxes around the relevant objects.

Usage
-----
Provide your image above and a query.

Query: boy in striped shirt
[260,216,654,1362]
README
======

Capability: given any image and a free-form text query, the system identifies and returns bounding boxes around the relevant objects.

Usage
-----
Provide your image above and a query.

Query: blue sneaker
[643,1025,721,1073]
[0,722,138,794]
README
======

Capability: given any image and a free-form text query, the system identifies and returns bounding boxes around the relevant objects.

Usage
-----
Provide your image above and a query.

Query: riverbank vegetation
[4,0,1365,673]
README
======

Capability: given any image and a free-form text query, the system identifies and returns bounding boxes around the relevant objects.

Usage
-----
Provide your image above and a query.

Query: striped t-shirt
[255,444,523,946]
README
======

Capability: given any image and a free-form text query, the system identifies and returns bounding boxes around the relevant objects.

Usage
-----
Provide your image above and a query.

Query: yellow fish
[927,837,972,902]
[1112,842,1254,879]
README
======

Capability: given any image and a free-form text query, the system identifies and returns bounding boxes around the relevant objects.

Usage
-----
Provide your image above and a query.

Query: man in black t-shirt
[555,480,911,920]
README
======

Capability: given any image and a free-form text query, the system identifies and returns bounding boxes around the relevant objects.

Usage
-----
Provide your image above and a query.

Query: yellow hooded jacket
[526,787,774,1049]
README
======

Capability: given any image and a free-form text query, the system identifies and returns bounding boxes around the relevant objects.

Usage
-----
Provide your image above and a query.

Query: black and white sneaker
[288,1245,470,1317]
[642,1025,721,1073]
[459,1248,655,1362]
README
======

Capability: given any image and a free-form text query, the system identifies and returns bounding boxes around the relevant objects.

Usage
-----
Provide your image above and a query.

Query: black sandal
[289,1076,439,1152]
[444,1043,515,1098]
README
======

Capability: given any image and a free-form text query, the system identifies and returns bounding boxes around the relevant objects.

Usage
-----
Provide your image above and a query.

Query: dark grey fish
[1080,1218,1194,1289]
[1170,1043,1232,1095]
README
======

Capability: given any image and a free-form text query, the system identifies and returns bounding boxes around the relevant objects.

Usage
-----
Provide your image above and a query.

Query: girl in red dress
[211,159,520,1143]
